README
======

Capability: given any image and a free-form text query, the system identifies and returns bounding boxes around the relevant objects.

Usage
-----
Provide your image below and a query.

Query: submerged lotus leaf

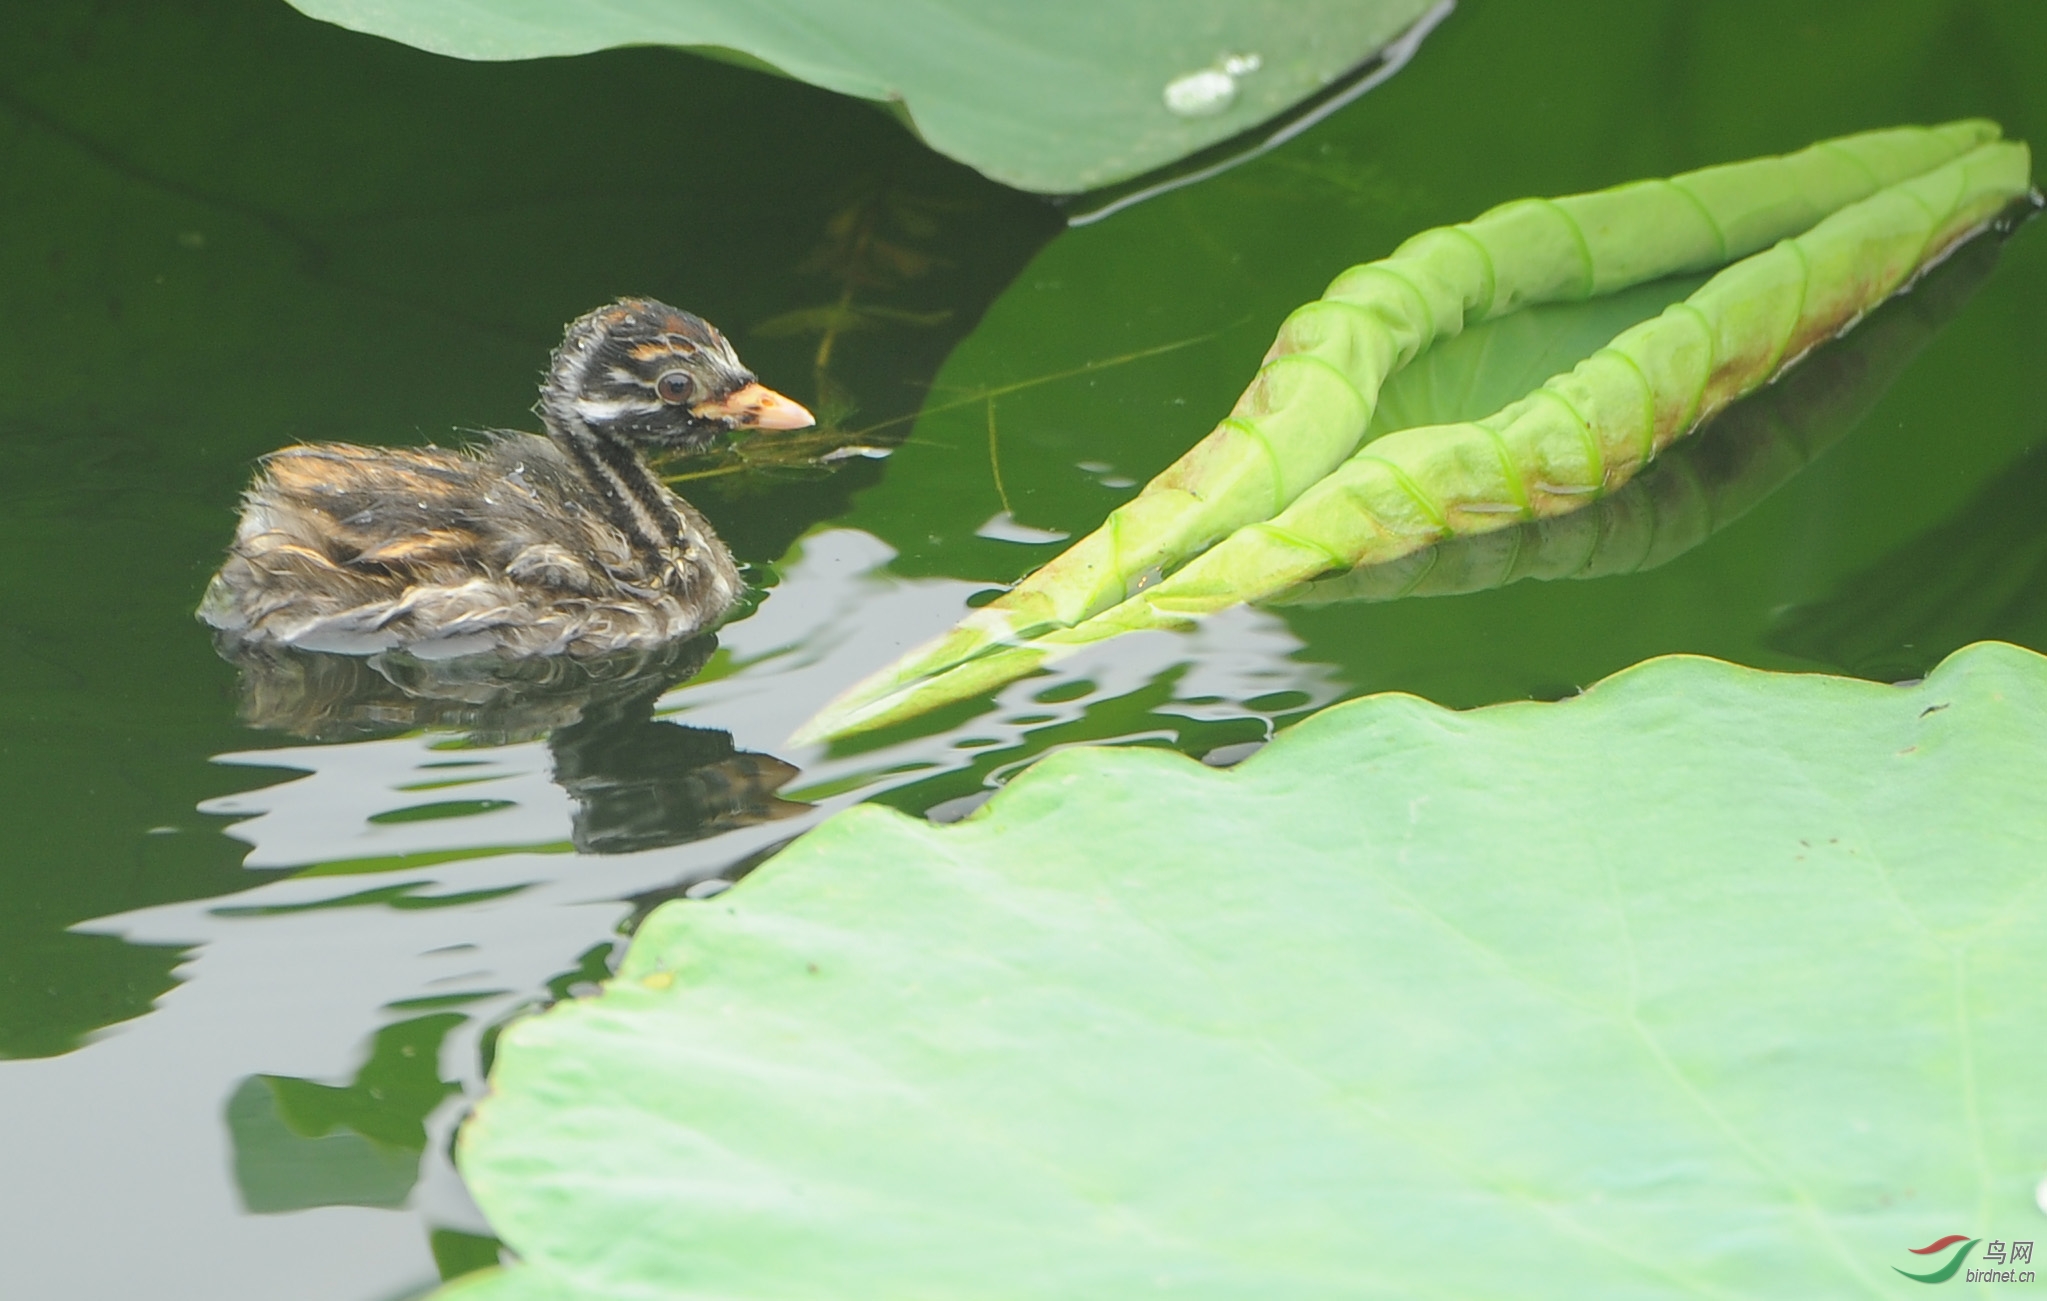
[441,641,2047,1298]
[282,0,1441,193]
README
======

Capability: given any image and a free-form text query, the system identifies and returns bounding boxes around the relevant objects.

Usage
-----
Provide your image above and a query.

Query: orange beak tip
[758,393,817,431]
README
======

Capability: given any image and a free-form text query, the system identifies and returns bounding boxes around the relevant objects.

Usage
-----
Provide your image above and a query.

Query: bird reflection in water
[215,635,807,855]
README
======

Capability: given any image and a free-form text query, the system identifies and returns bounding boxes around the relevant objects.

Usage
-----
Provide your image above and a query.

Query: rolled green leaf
[1271,224,2005,607]
[807,137,2031,741]
[1143,141,2029,606]
[804,121,2002,739]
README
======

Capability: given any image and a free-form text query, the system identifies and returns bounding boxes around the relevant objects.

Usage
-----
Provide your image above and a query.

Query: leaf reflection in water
[1768,436,2047,682]
[226,1011,464,1215]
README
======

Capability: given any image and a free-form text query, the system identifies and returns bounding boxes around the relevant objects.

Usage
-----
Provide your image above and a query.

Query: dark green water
[3,0,2045,1295]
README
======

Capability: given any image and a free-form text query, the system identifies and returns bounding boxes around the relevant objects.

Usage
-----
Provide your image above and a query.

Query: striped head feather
[542,298,804,453]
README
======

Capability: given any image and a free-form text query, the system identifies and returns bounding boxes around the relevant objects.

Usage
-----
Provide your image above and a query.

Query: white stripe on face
[573,396,664,424]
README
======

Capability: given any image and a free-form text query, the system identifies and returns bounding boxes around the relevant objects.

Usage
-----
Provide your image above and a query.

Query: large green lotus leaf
[443,641,2047,1299]
[283,0,1441,194]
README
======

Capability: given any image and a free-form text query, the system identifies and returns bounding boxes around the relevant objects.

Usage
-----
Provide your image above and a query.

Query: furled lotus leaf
[804,130,2034,740]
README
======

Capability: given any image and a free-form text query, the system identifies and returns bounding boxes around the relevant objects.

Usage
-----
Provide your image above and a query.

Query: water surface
[4,0,2046,1295]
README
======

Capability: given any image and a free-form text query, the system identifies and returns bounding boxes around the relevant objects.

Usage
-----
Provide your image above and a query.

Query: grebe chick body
[200,299,813,660]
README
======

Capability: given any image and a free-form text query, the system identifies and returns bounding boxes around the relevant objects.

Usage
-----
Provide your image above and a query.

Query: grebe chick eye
[656,371,695,403]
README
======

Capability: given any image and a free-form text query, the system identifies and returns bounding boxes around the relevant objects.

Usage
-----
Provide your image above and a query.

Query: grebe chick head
[541,298,814,453]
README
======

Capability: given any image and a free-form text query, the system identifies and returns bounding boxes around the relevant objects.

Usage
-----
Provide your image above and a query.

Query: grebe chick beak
[691,382,815,431]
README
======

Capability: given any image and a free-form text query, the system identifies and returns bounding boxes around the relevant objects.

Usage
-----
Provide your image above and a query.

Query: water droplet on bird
[1163,53,1260,118]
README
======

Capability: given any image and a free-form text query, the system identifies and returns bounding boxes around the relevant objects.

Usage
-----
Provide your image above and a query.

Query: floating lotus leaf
[442,641,2047,1299]
[283,0,1444,193]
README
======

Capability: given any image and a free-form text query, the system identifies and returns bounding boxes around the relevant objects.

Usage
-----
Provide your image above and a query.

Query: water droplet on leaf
[1164,69,1238,117]
[1164,52,1261,117]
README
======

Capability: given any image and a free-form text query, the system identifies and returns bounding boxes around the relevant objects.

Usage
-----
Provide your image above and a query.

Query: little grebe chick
[200,299,812,659]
